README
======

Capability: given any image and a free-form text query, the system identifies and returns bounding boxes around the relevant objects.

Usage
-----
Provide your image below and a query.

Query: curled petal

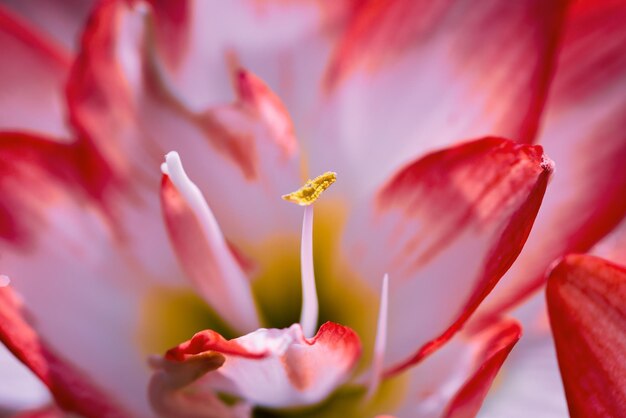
[160,156,260,333]
[154,322,361,409]
[547,254,626,417]
[442,321,521,418]
[344,137,551,374]
[68,0,302,253]
[476,0,626,319]
[477,303,568,418]
[391,319,521,418]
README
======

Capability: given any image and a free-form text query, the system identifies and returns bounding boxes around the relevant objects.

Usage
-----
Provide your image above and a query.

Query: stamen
[299,205,318,338]
[282,172,337,206]
[368,273,389,398]
[163,151,260,332]
[283,172,336,337]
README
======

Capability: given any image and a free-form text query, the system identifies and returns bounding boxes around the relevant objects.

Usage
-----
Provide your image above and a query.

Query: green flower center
[139,200,407,416]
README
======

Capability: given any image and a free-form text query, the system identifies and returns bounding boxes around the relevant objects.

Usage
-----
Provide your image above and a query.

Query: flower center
[139,165,408,417]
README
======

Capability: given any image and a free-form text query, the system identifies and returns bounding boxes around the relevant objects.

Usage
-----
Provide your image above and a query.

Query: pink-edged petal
[390,319,520,418]
[593,217,626,266]
[546,254,626,417]
[145,0,356,110]
[0,132,153,416]
[148,350,249,418]
[68,0,302,255]
[0,6,70,138]
[343,138,552,374]
[0,0,95,52]
[478,297,567,418]
[0,344,50,412]
[442,321,521,418]
[154,322,361,408]
[475,0,626,319]
[160,160,260,333]
[0,286,128,418]
[308,0,568,194]
[11,405,66,418]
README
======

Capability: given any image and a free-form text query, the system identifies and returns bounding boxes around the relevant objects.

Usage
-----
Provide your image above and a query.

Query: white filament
[163,151,260,332]
[368,273,389,398]
[299,205,319,338]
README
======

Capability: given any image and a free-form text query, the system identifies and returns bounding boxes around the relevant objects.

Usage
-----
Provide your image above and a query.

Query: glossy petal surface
[547,254,626,417]
[477,0,626,318]
[344,138,551,373]
[311,0,568,194]
[157,322,361,408]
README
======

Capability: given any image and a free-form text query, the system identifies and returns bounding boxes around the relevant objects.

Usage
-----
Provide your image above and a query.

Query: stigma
[282,172,337,206]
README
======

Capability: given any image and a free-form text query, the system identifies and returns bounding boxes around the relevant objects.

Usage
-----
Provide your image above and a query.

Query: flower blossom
[0,0,625,417]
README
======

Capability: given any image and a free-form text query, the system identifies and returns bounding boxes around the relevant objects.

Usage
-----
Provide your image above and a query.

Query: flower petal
[475,0,626,319]
[390,319,520,418]
[154,322,361,408]
[593,217,626,266]
[0,286,128,418]
[343,137,552,374]
[160,169,260,333]
[478,308,567,418]
[68,0,302,253]
[0,6,70,137]
[148,350,249,418]
[546,254,626,417]
[0,344,50,412]
[443,321,521,418]
[0,0,95,52]
[11,405,66,418]
[145,0,354,110]
[0,132,153,416]
[310,0,568,194]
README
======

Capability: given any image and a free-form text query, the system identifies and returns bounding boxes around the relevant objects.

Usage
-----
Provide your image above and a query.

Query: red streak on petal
[443,320,521,418]
[0,287,128,418]
[547,254,626,417]
[165,329,267,362]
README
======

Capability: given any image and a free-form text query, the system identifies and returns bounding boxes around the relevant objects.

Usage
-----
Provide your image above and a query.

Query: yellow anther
[282,172,337,206]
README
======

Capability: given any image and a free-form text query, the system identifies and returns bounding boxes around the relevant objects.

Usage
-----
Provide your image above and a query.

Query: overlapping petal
[68,0,303,259]
[476,0,626,318]
[388,319,520,418]
[0,344,50,412]
[0,6,70,137]
[160,160,260,333]
[0,132,153,416]
[0,286,128,418]
[442,322,520,418]
[152,322,361,409]
[343,137,552,373]
[547,254,626,417]
[478,310,568,418]
[309,0,569,194]
[0,0,95,51]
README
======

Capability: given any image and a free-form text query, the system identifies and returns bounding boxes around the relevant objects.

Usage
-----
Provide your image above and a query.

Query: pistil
[282,172,337,338]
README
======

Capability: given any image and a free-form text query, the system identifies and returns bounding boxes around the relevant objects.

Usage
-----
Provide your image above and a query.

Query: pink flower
[0,0,624,417]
